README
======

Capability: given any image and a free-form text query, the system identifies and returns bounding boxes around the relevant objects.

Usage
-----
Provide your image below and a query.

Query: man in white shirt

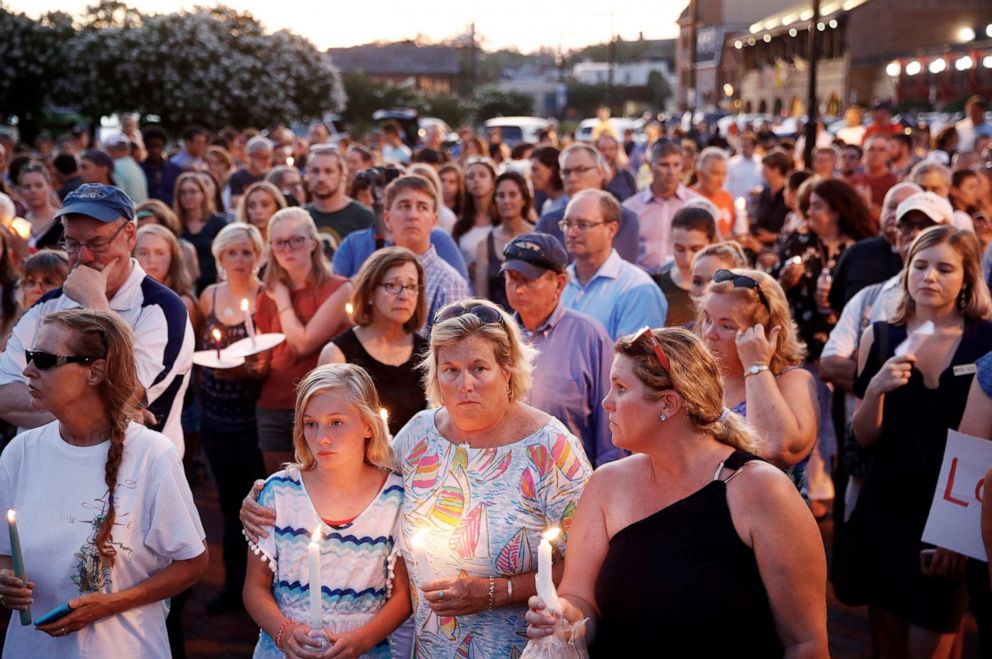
[955,95,991,153]
[725,135,763,200]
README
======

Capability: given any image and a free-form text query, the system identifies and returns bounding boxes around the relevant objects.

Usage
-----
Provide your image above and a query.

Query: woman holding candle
[525,327,828,657]
[0,309,207,657]
[852,225,992,657]
[696,268,819,496]
[244,299,591,658]
[17,163,63,251]
[197,223,268,615]
[254,207,351,474]
[318,247,429,437]
[242,364,410,658]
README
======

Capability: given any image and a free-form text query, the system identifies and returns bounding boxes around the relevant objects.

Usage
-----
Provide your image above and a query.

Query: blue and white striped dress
[248,467,404,658]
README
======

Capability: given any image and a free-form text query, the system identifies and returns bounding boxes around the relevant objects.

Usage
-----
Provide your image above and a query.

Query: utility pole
[688,0,699,111]
[470,20,477,97]
[803,0,820,169]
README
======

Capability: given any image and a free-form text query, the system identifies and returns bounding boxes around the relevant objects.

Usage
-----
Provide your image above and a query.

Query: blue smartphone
[33,603,73,626]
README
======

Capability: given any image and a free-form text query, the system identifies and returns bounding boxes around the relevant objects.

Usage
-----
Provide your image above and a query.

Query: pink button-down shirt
[622,184,699,271]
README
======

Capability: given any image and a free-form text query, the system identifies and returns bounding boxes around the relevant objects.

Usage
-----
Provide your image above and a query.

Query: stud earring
[659,414,667,422]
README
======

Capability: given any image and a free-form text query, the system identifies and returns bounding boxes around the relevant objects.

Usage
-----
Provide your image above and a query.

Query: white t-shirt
[458,225,492,267]
[0,421,205,659]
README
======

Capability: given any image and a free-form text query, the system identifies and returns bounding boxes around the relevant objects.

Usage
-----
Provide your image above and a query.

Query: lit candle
[211,328,222,360]
[410,528,431,585]
[345,302,354,319]
[536,527,561,616]
[10,218,31,240]
[308,526,322,630]
[241,299,256,347]
[287,157,295,168]
[379,408,392,442]
[6,510,31,625]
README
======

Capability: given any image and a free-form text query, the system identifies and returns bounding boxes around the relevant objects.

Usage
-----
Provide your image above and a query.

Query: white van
[482,117,551,147]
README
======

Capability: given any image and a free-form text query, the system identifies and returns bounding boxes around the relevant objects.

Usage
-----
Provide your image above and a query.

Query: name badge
[953,364,977,376]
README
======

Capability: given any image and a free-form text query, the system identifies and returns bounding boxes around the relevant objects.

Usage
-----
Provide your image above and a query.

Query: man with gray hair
[535,143,640,263]
[560,188,667,339]
[908,160,974,232]
[229,135,274,207]
[622,139,699,271]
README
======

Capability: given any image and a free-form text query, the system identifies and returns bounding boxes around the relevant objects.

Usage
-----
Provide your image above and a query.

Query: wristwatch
[744,363,770,377]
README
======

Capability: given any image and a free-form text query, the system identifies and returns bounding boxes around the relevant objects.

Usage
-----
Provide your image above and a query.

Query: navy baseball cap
[500,232,568,280]
[55,184,135,223]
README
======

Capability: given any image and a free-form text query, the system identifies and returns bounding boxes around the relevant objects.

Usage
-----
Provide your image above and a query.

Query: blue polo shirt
[561,249,667,340]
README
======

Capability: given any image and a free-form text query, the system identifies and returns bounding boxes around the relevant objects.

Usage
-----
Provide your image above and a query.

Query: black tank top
[331,328,429,436]
[485,232,510,312]
[591,450,783,657]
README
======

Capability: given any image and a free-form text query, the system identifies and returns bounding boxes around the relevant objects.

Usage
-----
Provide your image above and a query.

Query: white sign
[922,430,992,561]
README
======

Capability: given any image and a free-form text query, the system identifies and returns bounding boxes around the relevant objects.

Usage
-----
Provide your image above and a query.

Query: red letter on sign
[943,458,970,507]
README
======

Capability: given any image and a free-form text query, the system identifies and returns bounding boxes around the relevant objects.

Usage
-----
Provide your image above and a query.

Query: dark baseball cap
[500,232,568,280]
[55,183,135,223]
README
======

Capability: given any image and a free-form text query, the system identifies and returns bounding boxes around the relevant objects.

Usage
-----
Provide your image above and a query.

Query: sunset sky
[9,0,686,52]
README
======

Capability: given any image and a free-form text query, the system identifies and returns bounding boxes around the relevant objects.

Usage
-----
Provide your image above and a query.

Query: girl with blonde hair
[243,364,410,658]
[696,268,819,494]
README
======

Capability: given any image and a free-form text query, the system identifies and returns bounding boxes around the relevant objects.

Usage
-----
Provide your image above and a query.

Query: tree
[645,70,671,111]
[475,89,533,120]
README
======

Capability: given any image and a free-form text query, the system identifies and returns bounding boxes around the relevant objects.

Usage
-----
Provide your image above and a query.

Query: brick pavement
[14,473,962,658]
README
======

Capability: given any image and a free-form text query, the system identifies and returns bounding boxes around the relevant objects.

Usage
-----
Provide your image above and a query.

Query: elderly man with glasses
[0,184,194,455]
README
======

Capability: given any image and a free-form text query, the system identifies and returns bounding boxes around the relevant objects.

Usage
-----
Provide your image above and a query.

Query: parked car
[372,108,420,148]
[575,117,646,143]
[482,116,551,147]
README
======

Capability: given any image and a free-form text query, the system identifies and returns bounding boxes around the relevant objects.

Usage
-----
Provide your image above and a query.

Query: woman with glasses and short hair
[0,309,207,657]
[525,327,827,657]
[254,208,351,474]
[696,268,820,495]
[319,247,429,436]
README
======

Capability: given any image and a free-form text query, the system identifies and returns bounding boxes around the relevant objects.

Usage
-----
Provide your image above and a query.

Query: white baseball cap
[895,191,953,226]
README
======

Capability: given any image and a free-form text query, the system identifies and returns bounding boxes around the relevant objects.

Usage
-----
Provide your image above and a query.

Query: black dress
[332,328,429,436]
[484,231,510,312]
[853,318,992,632]
[591,450,783,657]
[182,214,228,294]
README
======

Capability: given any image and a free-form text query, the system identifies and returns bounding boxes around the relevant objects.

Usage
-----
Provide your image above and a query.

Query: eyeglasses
[712,269,771,311]
[632,326,671,372]
[558,219,609,232]
[434,303,506,327]
[60,220,129,255]
[25,349,96,371]
[269,234,310,252]
[378,282,422,296]
[561,165,596,178]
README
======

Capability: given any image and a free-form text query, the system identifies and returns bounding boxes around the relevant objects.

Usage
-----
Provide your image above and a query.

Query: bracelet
[487,575,496,610]
[506,577,513,605]
[274,620,294,650]
[743,363,770,378]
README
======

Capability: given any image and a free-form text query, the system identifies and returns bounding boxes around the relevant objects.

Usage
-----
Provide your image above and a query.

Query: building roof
[746,0,871,38]
[328,42,460,76]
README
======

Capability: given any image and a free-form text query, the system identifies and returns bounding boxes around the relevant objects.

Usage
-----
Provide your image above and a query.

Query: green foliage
[475,89,533,119]
[645,70,671,111]
[565,81,610,119]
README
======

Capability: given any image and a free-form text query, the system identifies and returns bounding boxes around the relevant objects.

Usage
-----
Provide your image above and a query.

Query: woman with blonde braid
[0,309,208,658]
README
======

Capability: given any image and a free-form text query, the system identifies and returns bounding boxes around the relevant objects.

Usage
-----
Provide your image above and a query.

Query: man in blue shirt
[560,189,667,339]
[332,226,468,280]
[502,233,618,466]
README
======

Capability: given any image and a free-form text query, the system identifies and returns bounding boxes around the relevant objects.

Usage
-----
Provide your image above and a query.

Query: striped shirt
[0,260,193,456]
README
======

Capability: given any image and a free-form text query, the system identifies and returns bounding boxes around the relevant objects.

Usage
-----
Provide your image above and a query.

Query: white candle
[241,298,256,346]
[410,528,431,585]
[6,510,30,625]
[308,526,322,630]
[211,328,222,360]
[536,527,561,616]
[379,408,392,442]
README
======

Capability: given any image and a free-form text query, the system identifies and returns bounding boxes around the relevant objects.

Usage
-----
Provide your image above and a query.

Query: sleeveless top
[199,287,262,431]
[331,328,429,436]
[484,232,510,311]
[591,450,783,657]
[650,264,694,327]
[730,365,810,498]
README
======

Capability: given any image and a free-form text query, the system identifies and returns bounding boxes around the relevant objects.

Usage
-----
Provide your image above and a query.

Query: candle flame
[734,197,746,210]
[411,528,427,549]
[542,527,561,542]
[311,527,321,543]
[345,302,354,316]
[6,509,14,524]
[241,298,249,312]
[10,217,31,240]
[287,157,295,167]
[211,328,222,341]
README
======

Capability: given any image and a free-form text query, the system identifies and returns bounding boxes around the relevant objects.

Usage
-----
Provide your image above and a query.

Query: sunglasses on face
[25,349,96,371]
[434,303,506,327]
[712,269,771,311]
[632,326,671,372]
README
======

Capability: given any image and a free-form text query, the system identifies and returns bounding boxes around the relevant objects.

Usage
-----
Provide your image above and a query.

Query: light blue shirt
[332,227,469,280]
[561,249,667,340]
[519,304,619,466]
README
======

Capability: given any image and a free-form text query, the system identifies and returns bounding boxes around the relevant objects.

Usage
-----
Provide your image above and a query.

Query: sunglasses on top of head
[712,269,771,311]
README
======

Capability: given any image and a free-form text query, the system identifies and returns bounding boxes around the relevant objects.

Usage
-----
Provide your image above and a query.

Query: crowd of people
[0,95,989,658]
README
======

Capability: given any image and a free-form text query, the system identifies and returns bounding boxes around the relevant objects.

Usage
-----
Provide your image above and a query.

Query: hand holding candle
[345,302,354,320]
[536,527,561,617]
[7,510,31,625]
[241,299,257,347]
[308,526,322,630]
